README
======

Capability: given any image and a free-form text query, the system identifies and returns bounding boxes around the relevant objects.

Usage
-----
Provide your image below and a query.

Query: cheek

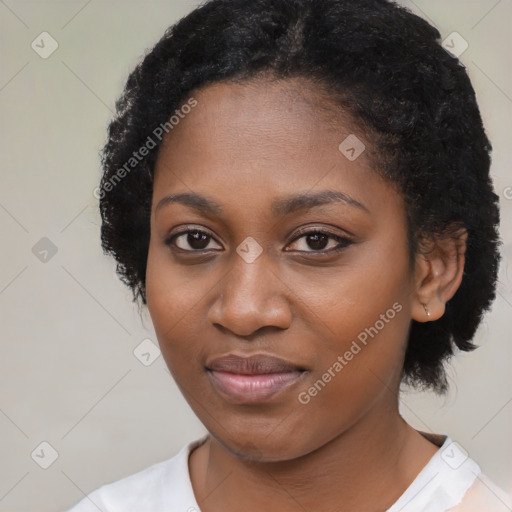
[145,243,206,369]
[284,233,411,346]
[146,235,213,326]
[288,239,411,414]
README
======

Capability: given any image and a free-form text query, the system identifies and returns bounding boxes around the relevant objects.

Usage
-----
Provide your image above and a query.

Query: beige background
[0,1,511,511]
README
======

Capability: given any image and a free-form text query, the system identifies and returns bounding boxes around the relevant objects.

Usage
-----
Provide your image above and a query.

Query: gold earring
[423,303,431,319]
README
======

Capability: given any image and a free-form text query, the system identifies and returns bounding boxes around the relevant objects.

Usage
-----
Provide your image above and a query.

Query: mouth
[205,354,307,404]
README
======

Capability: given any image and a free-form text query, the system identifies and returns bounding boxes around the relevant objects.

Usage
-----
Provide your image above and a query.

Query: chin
[205,422,317,463]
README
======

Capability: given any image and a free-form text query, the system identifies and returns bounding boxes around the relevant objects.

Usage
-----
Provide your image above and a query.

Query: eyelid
[289,224,353,240]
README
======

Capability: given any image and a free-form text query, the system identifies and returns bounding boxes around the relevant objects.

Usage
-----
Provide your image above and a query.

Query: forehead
[152,77,396,221]
[164,77,352,148]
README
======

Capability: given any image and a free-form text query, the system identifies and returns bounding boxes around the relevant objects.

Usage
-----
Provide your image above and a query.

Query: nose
[207,248,293,337]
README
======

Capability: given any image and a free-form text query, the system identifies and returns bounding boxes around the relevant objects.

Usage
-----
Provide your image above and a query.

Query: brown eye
[166,229,222,252]
[287,229,353,253]
[303,232,330,250]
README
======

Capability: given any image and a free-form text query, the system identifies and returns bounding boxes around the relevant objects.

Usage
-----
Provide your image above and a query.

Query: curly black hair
[98,0,501,393]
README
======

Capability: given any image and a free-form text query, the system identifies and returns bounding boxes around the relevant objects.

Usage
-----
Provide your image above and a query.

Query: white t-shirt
[65,434,511,512]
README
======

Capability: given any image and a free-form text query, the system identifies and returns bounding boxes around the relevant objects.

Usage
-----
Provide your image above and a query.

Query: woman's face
[146,78,418,461]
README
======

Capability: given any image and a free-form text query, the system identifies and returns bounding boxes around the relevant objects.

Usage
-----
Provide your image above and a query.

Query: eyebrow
[155,190,368,216]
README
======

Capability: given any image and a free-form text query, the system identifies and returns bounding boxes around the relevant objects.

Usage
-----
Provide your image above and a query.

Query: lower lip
[207,370,305,404]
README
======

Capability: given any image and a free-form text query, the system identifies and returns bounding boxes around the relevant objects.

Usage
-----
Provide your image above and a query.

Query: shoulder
[63,436,207,512]
[64,458,176,512]
[448,473,512,512]
[387,434,511,512]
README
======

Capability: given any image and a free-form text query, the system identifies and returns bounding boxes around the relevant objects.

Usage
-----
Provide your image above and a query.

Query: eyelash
[164,227,353,255]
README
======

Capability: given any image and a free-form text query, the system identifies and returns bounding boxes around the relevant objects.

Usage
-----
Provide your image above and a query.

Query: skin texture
[145,78,467,511]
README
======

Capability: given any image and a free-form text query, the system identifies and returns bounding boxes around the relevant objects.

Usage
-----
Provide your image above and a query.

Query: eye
[165,228,222,252]
[165,227,353,254]
[286,229,353,254]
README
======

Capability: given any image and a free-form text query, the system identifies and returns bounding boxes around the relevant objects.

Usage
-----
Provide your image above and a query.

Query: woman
[66,0,510,510]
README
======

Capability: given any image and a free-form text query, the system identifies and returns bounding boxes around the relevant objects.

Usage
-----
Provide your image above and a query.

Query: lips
[206,354,307,404]
[207,354,305,374]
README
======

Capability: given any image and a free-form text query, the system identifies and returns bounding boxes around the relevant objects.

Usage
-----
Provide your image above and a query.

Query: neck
[189,407,439,512]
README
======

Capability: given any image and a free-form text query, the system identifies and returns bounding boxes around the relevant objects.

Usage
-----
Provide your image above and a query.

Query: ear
[411,225,467,322]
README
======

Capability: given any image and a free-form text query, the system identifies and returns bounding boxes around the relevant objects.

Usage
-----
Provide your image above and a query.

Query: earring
[423,303,431,319]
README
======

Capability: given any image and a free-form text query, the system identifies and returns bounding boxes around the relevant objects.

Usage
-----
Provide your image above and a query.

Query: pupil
[308,233,328,250]
[188,231,209,249]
